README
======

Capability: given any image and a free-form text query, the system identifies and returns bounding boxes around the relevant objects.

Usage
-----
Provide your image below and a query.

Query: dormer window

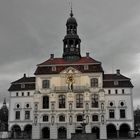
[84,65,89,70]
[21,84,25,89]
[114,81,118,85]
[52,66,56,71]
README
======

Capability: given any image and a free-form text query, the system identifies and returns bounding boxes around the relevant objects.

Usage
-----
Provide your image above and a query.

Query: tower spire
[70,1,73,17]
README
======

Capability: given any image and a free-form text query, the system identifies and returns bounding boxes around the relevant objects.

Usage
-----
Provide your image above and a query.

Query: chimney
[50,54,54,59]
[86,52,89,57]
[116,69,120,75]
[23,73,26,78]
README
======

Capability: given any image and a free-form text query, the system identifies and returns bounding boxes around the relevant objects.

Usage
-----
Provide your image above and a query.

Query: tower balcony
[53,86,89,93]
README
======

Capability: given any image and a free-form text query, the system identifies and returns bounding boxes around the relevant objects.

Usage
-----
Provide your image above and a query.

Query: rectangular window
[115,89,118,94]
[109,109,115,118]
[43,115,48,122]
[91,78,98,87]
[25,111,30,120]
[42,80,50,89]
[122,89,125,94]
[27,92,30,96]
[108,90,111,94]
[15,111,20,120]
[22,92,24,96]
[16,92,18,96]
[120,109,126,118]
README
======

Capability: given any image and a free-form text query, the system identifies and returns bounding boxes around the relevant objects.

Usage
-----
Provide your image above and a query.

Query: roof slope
[103,73,133,88]
[8,75,35,91]
[38,57,101,66]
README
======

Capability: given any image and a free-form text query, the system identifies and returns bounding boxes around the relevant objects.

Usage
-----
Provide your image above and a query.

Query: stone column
[32,124,41,139]
[50,124,57,139]
[100,124,107,139]
[67,124,75,139]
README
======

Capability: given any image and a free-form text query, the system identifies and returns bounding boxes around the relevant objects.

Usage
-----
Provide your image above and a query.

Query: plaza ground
[1,138,140,140]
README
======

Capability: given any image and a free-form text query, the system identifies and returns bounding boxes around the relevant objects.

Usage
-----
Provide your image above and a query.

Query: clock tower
[63,10,81,61]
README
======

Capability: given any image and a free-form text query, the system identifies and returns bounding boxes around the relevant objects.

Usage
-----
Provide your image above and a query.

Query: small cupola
[63,9,81,61]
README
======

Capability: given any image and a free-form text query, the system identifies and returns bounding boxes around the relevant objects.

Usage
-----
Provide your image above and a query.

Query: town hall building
[8,10,134,139]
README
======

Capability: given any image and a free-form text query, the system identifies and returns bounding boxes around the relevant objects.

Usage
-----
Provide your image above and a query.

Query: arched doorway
[58,127,67,139]
[75,126,82,134]
[24,124,32,139]
[119,124,130,138]
[92,127,100,139]
[42,127,50,139]
[11,125,21,139]
[107,124,117,138]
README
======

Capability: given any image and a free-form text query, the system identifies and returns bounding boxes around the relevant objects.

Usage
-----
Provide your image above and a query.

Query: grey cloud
[0,0,140,107]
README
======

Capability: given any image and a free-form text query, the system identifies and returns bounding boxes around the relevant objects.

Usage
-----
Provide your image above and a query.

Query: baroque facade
[8,11,134,139]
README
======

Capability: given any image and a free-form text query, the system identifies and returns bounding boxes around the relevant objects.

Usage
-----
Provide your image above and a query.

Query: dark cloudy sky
[0,0,140,108]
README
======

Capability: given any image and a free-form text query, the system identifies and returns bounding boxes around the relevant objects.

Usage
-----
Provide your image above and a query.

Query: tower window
[42,80,50,89]
[115,89,118,94]
[16,92,18,96]
[22,92,24,96]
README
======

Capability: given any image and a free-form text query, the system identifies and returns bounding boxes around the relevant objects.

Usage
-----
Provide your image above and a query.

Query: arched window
[43,115,49,122]
[59,95,66,108]
[42,80,50,89]
[76,94,83,108]
[43,96,49,109]
[91,78,98,87]
[59,115,65,122]
[91,94,98,108]
[92,115,98,121]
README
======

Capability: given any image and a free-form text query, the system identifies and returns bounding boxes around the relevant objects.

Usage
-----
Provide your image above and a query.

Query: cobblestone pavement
[1,138,140,140]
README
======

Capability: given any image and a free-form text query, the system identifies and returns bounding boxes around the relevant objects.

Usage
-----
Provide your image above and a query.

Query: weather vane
[68,0,73,16]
